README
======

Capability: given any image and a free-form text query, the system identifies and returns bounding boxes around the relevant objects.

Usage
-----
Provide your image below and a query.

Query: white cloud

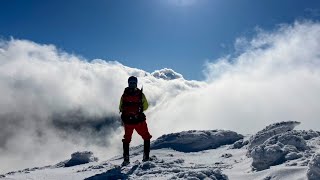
[151,68,183,80]
[150,21,320,137]
[0,39,202,173]
[1,20,320,173]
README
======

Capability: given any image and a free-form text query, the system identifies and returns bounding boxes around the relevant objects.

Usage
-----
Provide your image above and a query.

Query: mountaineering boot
[122,142,130,166]
[142,140,150,162]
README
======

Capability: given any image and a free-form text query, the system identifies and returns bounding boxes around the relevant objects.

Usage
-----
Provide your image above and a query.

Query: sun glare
[169,0,197,7]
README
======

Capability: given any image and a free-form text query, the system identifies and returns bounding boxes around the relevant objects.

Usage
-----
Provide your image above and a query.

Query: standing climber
[119,76,152,166]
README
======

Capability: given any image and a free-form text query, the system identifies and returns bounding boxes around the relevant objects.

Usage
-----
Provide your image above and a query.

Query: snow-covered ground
[1,121,320,180]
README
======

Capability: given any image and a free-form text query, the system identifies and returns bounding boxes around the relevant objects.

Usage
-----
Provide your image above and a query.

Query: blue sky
[1,0,320,80]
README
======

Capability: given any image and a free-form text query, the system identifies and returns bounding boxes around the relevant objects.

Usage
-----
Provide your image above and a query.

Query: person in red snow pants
[119,76,152,165]
[122,121,152,144]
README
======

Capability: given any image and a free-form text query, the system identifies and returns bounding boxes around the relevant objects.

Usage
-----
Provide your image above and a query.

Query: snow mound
[247,121,301,151]
[85,167,127,180]
[151,68,183,80]
[58,151,98,167]
[170,168,228,180]
[86,156,228,180]
[250,129,319,171]
[152,130,243,152]
[307,153,320,180]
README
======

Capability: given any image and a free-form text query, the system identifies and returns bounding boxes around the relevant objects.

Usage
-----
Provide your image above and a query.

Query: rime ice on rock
[248,121,320,171]
[307,153,320,180]
[247,121,301,151]
[229,139,249,149]
[264,132,308,151]
[170,168,228,180]
[248,121,298,170]
[251,144,285,171]
[64,151,98,167]
[152,130,243,152]
[85,156,229,180]
[285,152,303,160]
[4,121,320,179]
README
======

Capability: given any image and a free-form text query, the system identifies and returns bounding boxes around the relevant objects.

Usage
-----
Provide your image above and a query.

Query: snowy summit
[2,121,320,180]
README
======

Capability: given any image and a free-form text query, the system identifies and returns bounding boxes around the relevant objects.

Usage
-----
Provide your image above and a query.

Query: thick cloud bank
[0,39,202,173]
[150,21,320,136]
[1,21,320,173]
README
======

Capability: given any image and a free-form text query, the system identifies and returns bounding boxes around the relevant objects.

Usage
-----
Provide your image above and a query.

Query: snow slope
[1,121,320,180]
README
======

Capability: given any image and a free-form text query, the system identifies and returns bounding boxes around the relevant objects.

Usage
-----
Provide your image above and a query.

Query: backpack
[121,87,146,124]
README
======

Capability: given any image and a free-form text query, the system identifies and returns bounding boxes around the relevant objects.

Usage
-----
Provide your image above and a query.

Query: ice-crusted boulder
[152,130,243,152]
[286,130,320,140]
[307,153,320,180]
[247,121,301,151]
[282,145,299,154]
[250,134,308,170]
[264,132,308,151]
[229,139,249,149]
[285,152,303,160]
[251,144,285,171]
[249,121,320,171]
[57,151,98,167]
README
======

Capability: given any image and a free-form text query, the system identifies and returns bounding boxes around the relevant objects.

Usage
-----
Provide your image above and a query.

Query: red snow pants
[122,120,152,143]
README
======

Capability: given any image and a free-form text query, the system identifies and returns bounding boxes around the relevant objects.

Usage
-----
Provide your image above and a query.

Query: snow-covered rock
[294,130,320,140]
[251,144,285,171]
[282,145,299,154]
[152,130,243,152]
[221,153,233,158]
[247,121,319,170]
[307,153,320,180]
[285,152,303,161]
[58,151,98,167]
[85,155,228,180]
[251,137,307,170]
[247,121,301,151]
[171,168,228,180]
[229,139,249,149]
[264,132,308,151]
[3,123,320,180]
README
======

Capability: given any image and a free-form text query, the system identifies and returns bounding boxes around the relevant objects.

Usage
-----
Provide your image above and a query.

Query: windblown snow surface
[1,121,320,180]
